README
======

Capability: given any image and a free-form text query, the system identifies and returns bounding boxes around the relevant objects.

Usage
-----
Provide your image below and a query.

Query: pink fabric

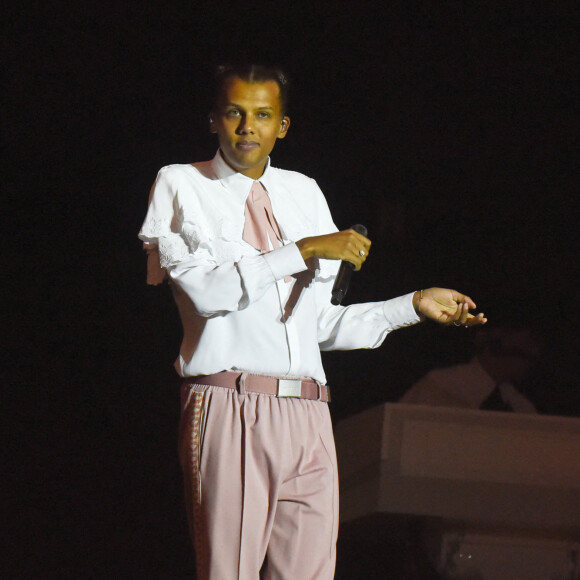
[183,371,330,402]
[242,181,283,253]
[179,383,339,580]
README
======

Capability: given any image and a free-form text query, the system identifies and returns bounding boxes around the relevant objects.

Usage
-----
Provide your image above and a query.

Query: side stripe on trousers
[179,388,207,578]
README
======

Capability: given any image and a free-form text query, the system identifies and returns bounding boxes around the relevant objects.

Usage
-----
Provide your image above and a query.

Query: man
[139,64,486,579]
[400,325,540,412]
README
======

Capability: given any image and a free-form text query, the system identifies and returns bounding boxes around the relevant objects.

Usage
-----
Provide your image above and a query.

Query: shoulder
[151,162,218,202]
[156,161,215,184]
[268,166,327,206]
[269,166,320,188]
[267,165,336,234]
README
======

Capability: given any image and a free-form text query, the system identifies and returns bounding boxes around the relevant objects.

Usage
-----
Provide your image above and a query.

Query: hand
[296,229,371,270]
[413,287,487,327]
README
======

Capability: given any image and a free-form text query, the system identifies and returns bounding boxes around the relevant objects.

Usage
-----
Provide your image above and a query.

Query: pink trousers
[179,383,339,580]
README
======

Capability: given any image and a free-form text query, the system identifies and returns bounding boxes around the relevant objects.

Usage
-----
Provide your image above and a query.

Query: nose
[236,114,254,134]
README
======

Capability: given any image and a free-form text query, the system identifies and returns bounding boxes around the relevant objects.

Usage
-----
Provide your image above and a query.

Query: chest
[175,179,317,245]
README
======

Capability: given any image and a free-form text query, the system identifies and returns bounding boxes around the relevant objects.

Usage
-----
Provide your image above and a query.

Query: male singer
[139,64,487,579]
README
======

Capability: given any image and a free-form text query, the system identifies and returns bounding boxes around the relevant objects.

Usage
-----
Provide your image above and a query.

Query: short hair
[211,64,290,115]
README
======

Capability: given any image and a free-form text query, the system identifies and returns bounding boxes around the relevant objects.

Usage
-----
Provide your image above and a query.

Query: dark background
[4,1,578,577]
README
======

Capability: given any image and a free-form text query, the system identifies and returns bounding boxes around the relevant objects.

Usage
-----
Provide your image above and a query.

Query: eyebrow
[225,103,275,111]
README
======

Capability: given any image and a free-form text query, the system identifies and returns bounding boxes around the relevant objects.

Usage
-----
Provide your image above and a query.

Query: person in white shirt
[139,63,487,580]
[400,325,541,412]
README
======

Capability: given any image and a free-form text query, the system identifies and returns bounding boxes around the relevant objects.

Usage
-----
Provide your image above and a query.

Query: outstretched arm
[412,287,487,327]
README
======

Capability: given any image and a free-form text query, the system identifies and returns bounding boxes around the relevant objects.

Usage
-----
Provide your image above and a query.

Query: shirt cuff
[262,242,308,281]
[382,292,421,329]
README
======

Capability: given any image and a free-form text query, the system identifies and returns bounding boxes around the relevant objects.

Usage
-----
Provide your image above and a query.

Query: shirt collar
[211,149,274,197]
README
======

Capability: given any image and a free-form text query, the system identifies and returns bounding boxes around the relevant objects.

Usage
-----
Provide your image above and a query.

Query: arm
[315,286,486,351]
[299,231,485,349]
[169,242,307,316]
[139,166,309,317]
[298,229,487,327]
[296,230,486,329]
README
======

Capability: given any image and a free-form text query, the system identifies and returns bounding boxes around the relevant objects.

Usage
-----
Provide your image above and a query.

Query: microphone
[331,224,368,305]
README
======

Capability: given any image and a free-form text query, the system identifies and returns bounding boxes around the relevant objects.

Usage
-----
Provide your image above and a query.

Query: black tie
[480,386,512,412]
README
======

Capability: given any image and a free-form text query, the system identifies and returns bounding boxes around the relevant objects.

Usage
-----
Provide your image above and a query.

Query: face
[210,77,290,179]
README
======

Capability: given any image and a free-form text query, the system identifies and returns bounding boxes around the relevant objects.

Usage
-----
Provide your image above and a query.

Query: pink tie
[242,181,283,253]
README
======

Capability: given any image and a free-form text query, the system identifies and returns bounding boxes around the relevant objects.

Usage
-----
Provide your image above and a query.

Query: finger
[351,253,366,270]
[358,245,370,261]
[348,229,371,241]
[465,312,487,327]
[344,233,371,270]
[448,301,467,326]
[348,229,372,251]
[343,248,364,270]
[450,302,463,325]
[459,302,469,324]
[450,290,476,309]
[355,247,371,270]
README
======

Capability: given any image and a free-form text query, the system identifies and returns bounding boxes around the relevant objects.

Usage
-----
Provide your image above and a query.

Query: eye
[225,109,241,118]
[257,111,272,119]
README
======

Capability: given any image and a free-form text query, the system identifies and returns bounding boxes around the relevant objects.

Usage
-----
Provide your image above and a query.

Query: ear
[209,114,217,134]
[278,116,290,139]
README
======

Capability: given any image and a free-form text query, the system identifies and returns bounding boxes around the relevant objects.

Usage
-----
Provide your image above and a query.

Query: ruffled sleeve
[139,167,190,285]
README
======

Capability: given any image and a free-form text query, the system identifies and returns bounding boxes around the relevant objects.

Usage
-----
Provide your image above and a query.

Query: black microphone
[331,224,368,305]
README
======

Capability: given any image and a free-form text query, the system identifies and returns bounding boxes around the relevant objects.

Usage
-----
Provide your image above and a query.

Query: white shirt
[139,151,420,384]
[400,357,537,413]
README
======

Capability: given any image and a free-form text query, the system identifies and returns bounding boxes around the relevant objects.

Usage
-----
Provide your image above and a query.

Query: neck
[219,150,267,180]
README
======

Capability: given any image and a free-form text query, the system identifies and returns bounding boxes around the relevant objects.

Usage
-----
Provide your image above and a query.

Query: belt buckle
[277,378,302,398]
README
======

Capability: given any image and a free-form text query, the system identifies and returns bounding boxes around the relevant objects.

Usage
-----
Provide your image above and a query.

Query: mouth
[236,141,259,151]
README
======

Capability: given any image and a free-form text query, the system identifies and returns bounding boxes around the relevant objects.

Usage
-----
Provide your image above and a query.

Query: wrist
[413,289,427,321]
[296,237,314,261]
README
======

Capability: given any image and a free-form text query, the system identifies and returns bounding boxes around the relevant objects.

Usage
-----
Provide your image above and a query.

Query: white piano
[335,403,580,579]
